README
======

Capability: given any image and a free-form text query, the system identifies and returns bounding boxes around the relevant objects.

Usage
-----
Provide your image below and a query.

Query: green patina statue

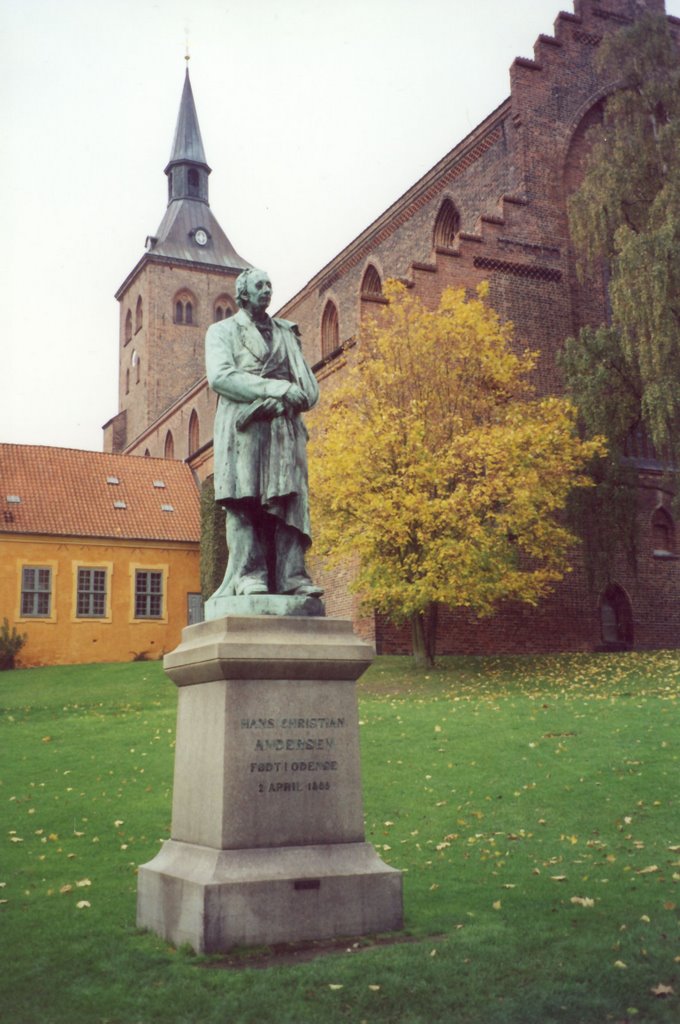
[205,268,323,599]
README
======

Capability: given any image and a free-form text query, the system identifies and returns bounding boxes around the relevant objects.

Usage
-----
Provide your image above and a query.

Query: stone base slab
[204,593,325,622]
[137,839,404,953]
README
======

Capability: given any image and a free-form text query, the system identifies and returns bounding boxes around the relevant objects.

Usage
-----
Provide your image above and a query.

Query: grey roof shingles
[150,199,251,269]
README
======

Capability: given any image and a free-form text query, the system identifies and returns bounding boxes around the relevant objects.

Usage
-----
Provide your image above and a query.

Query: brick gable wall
[278,0,680,653]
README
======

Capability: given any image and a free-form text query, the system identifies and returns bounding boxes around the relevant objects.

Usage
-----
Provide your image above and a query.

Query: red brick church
[103,0,680,654]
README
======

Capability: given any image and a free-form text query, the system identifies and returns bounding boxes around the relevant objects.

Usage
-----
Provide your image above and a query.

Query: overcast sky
[4,0,679,453]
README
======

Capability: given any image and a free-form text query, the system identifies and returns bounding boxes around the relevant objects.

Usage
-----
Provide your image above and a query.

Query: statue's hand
[284,383,307,411]
[261,397,285,417]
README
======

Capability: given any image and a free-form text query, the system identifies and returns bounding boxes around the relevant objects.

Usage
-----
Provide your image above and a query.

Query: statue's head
[236,268,272,314]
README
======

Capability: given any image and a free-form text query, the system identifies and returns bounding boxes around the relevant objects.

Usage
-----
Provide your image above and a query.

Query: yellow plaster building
[0,445,201,667]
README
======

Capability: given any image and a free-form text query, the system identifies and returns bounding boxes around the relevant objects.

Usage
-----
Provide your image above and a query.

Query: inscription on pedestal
[171,675,364,849]
[241,716,345,793]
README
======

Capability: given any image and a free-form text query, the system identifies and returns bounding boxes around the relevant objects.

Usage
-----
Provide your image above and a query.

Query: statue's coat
[205,309,319,543]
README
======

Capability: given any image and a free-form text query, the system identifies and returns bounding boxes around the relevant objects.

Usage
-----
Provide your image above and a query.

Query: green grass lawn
[1,651,678,1024]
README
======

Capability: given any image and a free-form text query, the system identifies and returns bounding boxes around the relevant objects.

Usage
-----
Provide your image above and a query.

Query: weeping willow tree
[560,11,680,585]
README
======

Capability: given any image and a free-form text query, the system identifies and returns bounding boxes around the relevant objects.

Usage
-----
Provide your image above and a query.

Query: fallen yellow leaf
[650,983,674,997]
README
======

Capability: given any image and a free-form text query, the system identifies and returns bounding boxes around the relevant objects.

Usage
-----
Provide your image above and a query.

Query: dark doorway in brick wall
[599,584,634,651]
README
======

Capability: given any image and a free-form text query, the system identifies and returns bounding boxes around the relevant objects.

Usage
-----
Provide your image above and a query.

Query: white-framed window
[135,570,163,619]
[21,566,52,617]
[76,568,107,618]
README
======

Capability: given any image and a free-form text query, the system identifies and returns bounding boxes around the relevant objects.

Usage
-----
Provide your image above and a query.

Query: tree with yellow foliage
[308,281,604,666]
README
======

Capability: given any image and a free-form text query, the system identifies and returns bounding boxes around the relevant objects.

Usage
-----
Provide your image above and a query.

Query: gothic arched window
[188,168,200,197]
[433,198,460,249]
[174,291,197,325]
[188,410,200,454]
[125,309,133,344]
[361,265,382,297]
[651,506,675,555]
[321,300,339,359]
[214,294,235,322]
[164,431,175,460]
[599,583,634,649]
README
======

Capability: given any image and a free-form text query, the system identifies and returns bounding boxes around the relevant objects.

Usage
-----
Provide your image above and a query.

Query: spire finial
[184,26,190,66]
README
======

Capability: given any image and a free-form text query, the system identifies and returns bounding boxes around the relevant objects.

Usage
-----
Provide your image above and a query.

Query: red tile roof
[0,445,200,543]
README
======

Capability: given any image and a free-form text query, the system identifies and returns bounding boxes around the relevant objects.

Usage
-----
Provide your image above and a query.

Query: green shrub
[0,618,27,670]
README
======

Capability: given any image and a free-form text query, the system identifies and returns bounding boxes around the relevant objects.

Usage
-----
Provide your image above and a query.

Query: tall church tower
[104,68,251,454]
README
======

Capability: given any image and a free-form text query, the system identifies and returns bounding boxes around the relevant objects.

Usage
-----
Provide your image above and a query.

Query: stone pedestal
[137,615,403,953]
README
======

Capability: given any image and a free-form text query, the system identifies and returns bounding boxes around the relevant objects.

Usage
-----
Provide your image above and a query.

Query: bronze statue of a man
[205,268,323,598]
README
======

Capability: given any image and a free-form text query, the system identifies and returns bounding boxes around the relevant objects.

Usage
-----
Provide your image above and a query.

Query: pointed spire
[164,68,211,206]
[139,65,250,270]
[166,69,209,172]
